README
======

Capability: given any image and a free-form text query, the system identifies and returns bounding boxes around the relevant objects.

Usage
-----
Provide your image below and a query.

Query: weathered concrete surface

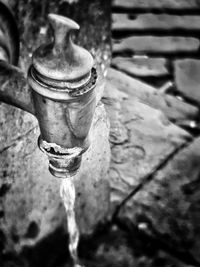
[117,137,200,264]
[107,68,198,124]
[103,79,191,211]
[174,59,200,105]
[0,104,37,152]
[113,36,200,54]
[112,13,200,31]
[0,103,110,253]
[112,0,200,10]
[112,56,169,77]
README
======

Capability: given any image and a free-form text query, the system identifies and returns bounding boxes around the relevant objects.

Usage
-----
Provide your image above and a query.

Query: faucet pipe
[0,61,35,114]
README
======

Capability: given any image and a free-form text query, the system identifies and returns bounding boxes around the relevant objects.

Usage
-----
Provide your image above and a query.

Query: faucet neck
[28,65,97,101]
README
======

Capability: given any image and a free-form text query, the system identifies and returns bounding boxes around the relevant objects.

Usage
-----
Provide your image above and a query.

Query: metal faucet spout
[28,14,98,178]
[0,6,98,179]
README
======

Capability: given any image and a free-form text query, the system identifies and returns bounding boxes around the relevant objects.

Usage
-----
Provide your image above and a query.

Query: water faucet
[0,3,98,178]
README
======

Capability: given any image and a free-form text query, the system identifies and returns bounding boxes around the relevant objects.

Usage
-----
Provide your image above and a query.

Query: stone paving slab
[113,36,200,54]
[112,0,200,10]
[174,59,200,105]
[108,68,198,123]
[112,56,169,77]
[112,13,200,31]
[117,136,200,264]
[103,79,191,205]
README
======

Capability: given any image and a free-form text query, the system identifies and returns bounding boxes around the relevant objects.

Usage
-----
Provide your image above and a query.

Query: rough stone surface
[112,0,200,10]
[117,137,200,264]
[74,103,110,235]
[103,80,191,210]
[174,59,200,105]
[107,68,199,124]
[113,36,200,54]
[0,103,110,253]
[112,13,200,31]
[0,104,37,152]
[112,56,169,77]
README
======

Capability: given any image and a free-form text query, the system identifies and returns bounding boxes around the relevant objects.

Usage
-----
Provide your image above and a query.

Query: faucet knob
[48,13,79,49]
[32,13,94,84]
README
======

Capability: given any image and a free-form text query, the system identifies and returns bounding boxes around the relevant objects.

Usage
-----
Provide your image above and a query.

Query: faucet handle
[32,13,94,83]
[48,13,79,50]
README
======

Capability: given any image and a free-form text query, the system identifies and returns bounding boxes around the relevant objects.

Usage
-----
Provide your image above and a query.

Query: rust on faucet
[0,3,98,178]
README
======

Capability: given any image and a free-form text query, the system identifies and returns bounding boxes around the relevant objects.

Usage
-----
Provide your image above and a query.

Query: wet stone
[174,59,200,105]
[112,56,169,77]
[112,13,200,32]
[112,0,200,10]
[113,36,200,54]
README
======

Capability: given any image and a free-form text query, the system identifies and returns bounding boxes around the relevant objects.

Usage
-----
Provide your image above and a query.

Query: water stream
[60,178,84,267]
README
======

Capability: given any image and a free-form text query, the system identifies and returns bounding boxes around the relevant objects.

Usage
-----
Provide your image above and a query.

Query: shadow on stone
[0,221,195,267]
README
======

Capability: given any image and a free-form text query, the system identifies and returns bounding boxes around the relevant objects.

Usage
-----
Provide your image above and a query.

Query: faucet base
[48,155,82,178]
[38,136,83,178]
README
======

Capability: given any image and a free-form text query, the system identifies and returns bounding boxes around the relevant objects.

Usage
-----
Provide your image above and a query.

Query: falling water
[60,178,84,267]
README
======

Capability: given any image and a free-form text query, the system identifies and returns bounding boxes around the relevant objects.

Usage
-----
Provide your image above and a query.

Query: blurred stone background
[2,0,200,266]
[107,0,200,266]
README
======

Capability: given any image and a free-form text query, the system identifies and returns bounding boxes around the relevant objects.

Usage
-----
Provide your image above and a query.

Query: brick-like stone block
[112,56,168,77]
[112,13,200,31]
[174,59,200,105]
[112,0,200,10]
[113,36,200,54]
